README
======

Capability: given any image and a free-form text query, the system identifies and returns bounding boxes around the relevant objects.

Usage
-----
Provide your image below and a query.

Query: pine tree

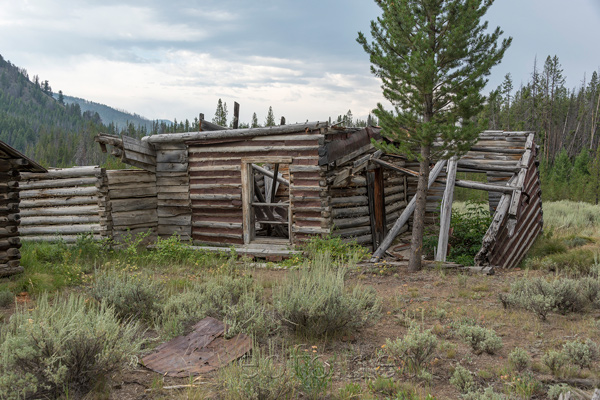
[502,73,513,129]
[251,112,259,128]
[265,106,275,127]
[212,98,228,127]
[58,90,64,105]
[357,0,511,271]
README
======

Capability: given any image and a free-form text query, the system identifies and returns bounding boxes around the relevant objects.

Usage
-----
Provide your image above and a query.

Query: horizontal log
[156,150,187,163]
[20,235,102,243]
[332,205,369,219]
[190,194,241,201]
[157,192,190,201]
[0,226,18,235]
[20,215,101,226]
[333,215,370,229]
[20,186,98,199]
[332,225,371,238]
[372,159,419,177]
[157,176,188,186]
[456,160,520,173]
[0,263,23,278]
[145,121,325,144]
[20,224,101,235]
[156,162,188,173]
[112,209,158,226]
[192,221,243,229]
[110,198,157,213]
[469,146,525,154]
[331,196,368,207]
[109,187,158,199]
[0,237,21,250]
[436,179,519,193]
[22,166,101,180]
[157,185,190,193]
[19,177,98,190]
[106,171,156,185]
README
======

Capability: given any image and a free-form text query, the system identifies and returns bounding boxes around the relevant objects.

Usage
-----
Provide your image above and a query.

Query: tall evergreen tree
[265,106,275,127]
[212,98,228,127]
[251,112,259,128]
[357,0,511,271]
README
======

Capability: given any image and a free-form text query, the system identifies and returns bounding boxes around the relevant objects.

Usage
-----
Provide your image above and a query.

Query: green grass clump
[274,252,380,338]
[300,235,369,263]
[90,269,163,322]
[218,350,297,400]
[0,293,144,400]
[542,201,600,236]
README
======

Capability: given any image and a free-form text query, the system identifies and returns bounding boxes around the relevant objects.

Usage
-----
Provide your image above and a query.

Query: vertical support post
[198,113,204,131]
[280,116,286,125]
[233,102,240,129]
[435,157,458,262]
[241,162,253,244]
[368,167,387,249]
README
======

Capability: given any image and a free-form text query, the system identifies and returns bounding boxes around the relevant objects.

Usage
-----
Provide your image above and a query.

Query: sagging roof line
[141,121,327,145]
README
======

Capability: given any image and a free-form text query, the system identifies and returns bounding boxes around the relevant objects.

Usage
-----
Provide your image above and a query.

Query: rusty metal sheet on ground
[141,317,252,377]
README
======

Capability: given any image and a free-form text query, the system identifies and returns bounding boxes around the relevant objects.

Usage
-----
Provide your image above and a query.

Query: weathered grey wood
[106,172,155,185]
[157,176,188,186]
[123,151,157,166]
[252,164,290,186]
[20,235,101,243]
[20,215,101,226]
[19,186,98,199]
[22,166,100,180]
[157,150,188,163]
[112,209,159,226]
[331,205,369,219]
[436,179,519,194]
[332,225,371,238]
[435,157,457,262]
[371,159,447,262]
[110,186,158,199]
[19,197,97,208]
[331,196,368,207]
[157,185,189,193]
[0,263,23,278]
[20,224,101,235]
[333,215,371,229]
[456,160,520,173]
[122,135,157,156]
[109,198,156,213]
[372,159,419,177]
[19,177,98,190]
[145,121,325,144]
[20,206,99,217]
[157,192,190,201]
[156,162,188,173]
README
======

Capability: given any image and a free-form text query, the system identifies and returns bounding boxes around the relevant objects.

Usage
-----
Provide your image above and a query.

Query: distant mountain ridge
[55,94,166,132]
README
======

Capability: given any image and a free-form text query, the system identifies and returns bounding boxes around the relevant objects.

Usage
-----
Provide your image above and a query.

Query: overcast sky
[1,0,599,125]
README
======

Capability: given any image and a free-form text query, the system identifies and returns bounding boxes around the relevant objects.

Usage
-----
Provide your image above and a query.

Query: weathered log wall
[155,144,191,241]
[19,167,159,244]
[19,166,107,243]
[106,170,158,243]
[187,131,326,246]
[0,163,23,277]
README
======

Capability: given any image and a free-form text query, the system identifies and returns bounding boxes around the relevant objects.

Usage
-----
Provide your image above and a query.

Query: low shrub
[218,351,297,400]
[159,274,254,338]
[547,384,572,400]
[224,291,279,341]
[500,276,596,320]
[450,364,474,394]
[508,347,530,372]
[542,350,567,376]
[0,294,144,399]
[274,252,380,337]
[458,324,503,355]
[562,339,599,370]
[90,269,162,322]
[546,249,596,275]
[462,386,507,400]
[0,290,12,307]
[383,323,438,373]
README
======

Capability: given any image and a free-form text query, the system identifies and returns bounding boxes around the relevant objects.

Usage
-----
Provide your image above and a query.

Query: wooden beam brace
[251,164,290,187]
[370,159,447,262]
[372,158,419,177]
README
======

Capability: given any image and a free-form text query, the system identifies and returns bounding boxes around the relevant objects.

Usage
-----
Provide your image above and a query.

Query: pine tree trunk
[408,144,431,272]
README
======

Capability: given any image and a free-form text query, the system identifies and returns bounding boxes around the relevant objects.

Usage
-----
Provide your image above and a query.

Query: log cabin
[96,123,542,269]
